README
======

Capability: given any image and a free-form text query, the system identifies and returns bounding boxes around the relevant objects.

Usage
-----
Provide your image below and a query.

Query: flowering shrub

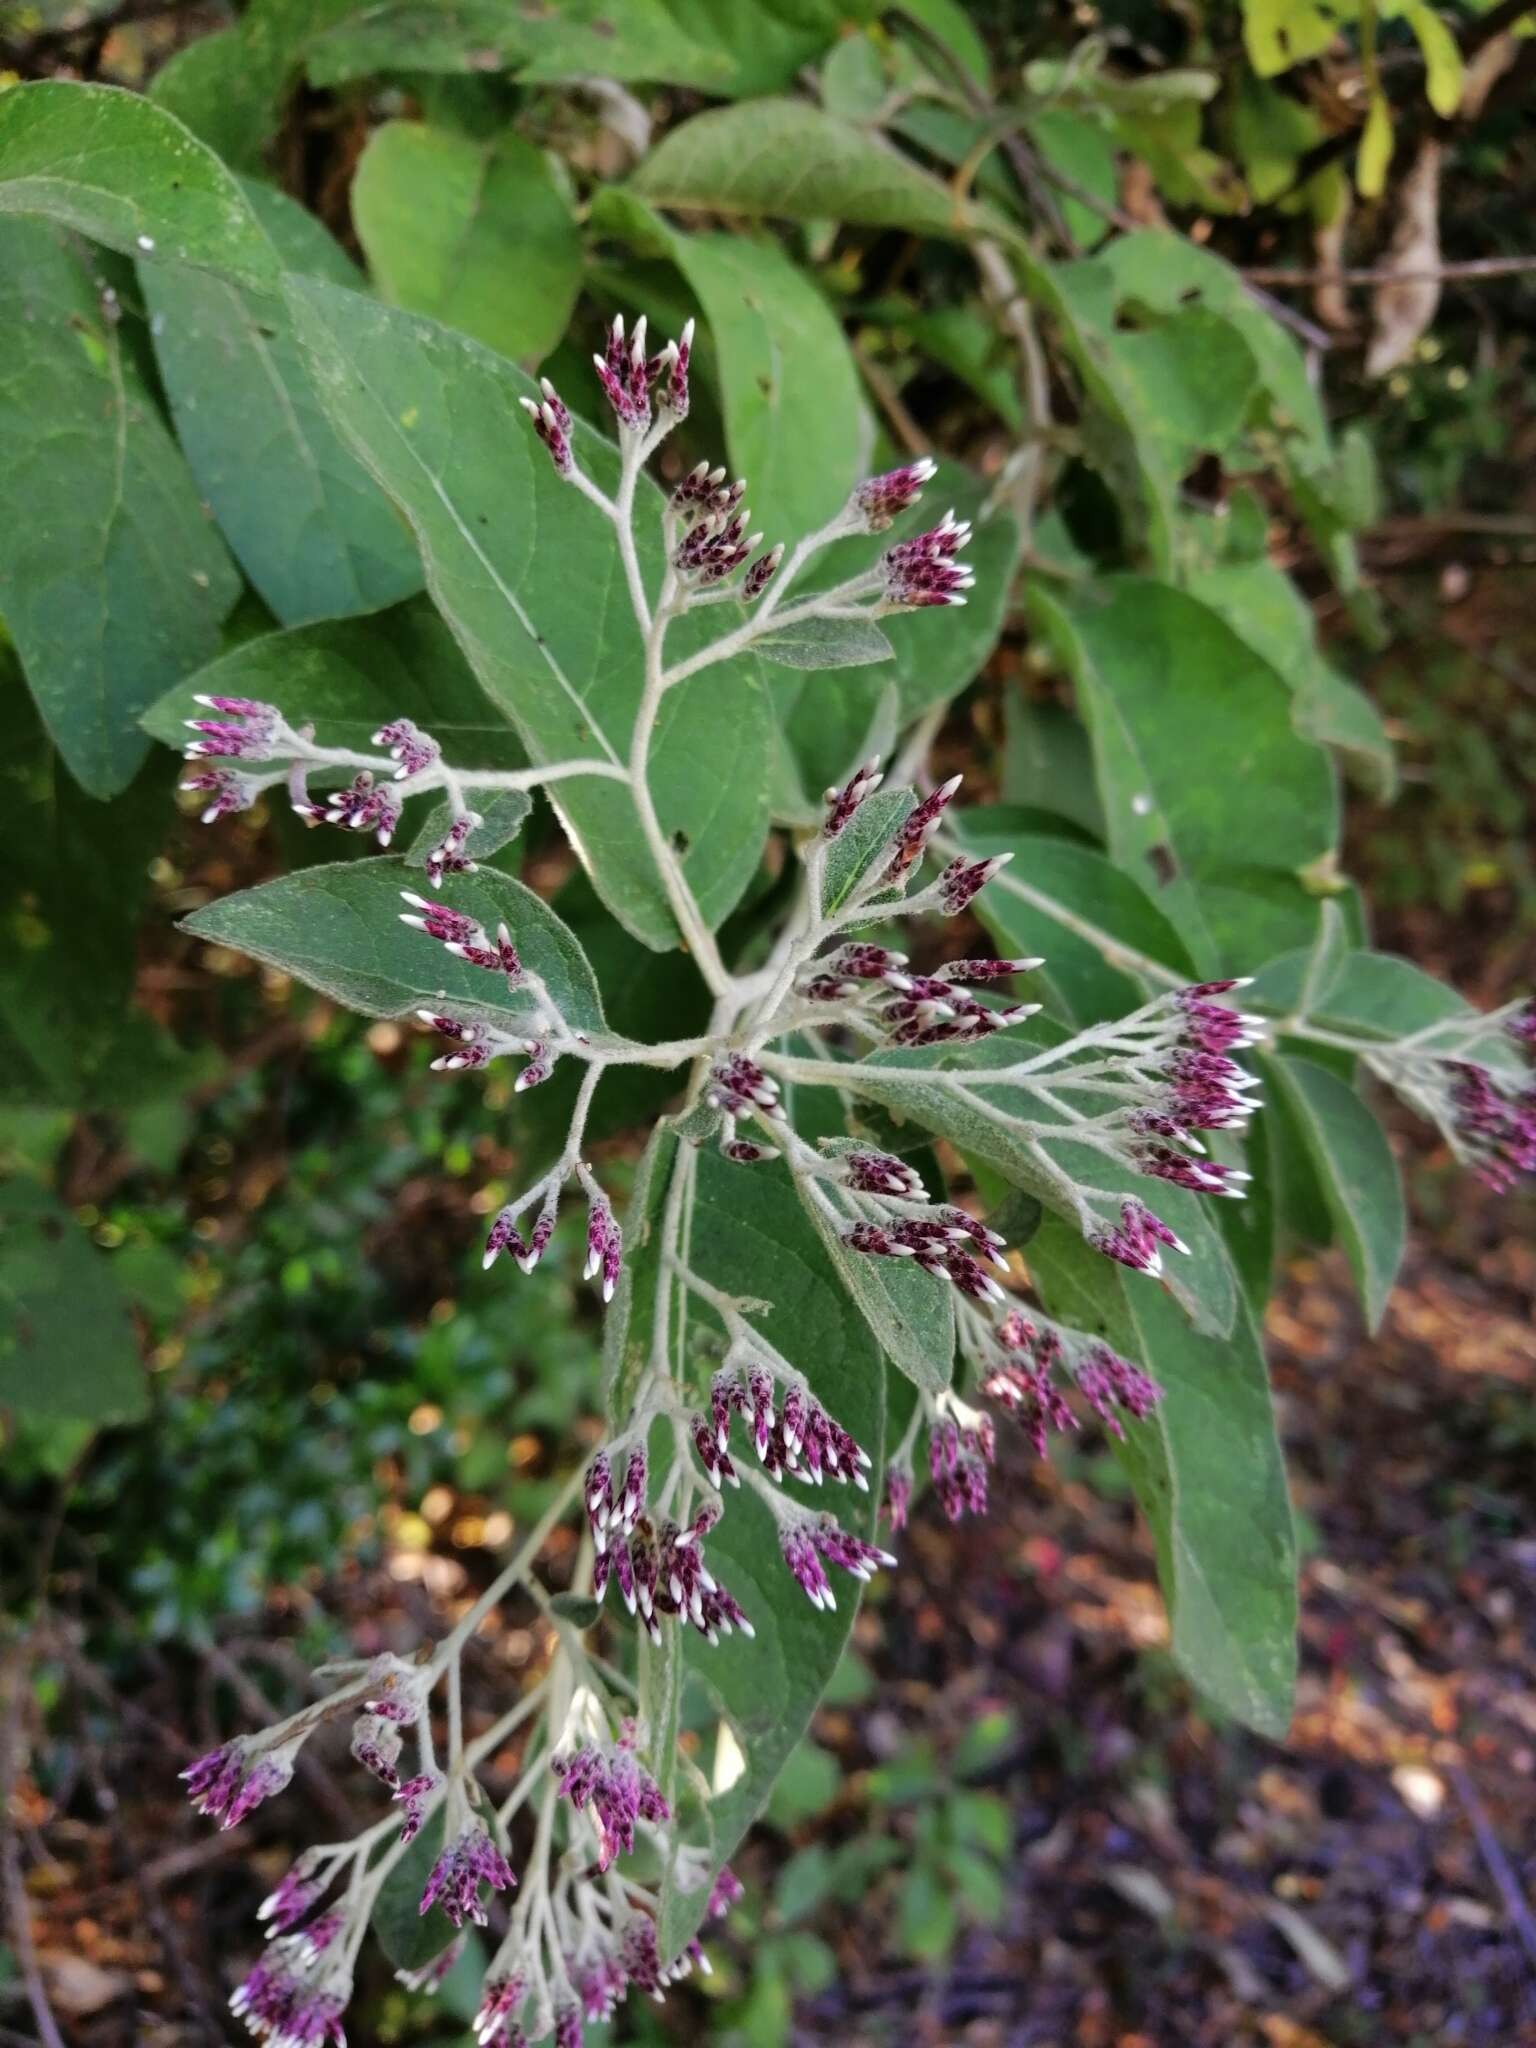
[0,17,1531,2045]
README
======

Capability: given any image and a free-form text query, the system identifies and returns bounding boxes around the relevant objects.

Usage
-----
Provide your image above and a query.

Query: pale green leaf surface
[284,277,774,949]
[632,98,974,237]
[0,81,279,289]
[1030,1216,1296,1735]
[0,220,240,796]
[182,857,604,1034]
[951,810,1199,1023]
[352,123,581,365]
[1029,576,1338,972]
[0,1179,147,1425]
[655,1148,886,1954]
[141,597,522,766]
[1271,1055,1405,1331]
[141,179,425,626]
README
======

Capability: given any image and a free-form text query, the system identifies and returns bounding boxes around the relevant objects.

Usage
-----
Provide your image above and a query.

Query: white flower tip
[938,773,964,799]
[680,317,695,346]
[481,1248,499,1270]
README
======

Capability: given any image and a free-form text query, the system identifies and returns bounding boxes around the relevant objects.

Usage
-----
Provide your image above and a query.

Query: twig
[1451,1765,1536,1975]
[1244,253,1536,287]
[0,1638,67,2048]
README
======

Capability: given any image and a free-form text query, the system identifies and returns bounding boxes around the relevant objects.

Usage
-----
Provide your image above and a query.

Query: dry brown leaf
[1366,137,1443,378]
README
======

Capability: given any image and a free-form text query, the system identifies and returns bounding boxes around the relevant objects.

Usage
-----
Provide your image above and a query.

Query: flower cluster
[421,1823,517,1930]
[551,1707,669,1872]
[179,695,514,889]
[696,1355,873,1491]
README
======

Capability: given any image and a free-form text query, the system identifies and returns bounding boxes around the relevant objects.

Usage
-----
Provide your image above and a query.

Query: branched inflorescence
[171,307,1534,2046]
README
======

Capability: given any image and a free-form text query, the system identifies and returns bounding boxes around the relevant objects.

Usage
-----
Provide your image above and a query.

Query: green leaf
[757,615,895,671]
[1270,1055,1405,1332]
[148,28,282,170]
[631,98,976,238]
[1242,0,1342,76]
[656,228,875,543]
[304,0,857,97]
[370,1826,459,1971]
[142,596,520,765]
[284,276,775,950]
[774,1843,833,1923]
[602,1120,683,1421]
[1186,561,1395,797]
[1402,0,1464,118]
[353,123,581,365]
[403,789,531,874]
[1028,576,1338,972]
[654,1147,886,1957]
[1030,1217,1297,1736]
[0,1179,147,1425]
[0,681,201,1109]
[0,81,279,290]
[0,221,240,797]
[945,1843,1007,1922]
[1108,306,1260,472]
[182,857,604,1033]
[141,179,425,627]
[765,1741,840,1830]
[1027,108,1116,250]
[897,1861,958,1960]
[819,789,913,918]
[771,467,1019,803]
[788,1138,955,1395]
[1357,91,1394,200]
[1094,232,1330,456]
[951,809,1199,1023]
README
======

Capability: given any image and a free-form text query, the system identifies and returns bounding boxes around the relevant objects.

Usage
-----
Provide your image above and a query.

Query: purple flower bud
[938,956,1043,983]
[1507,998,1536,1048]
[351,1712,402,1789]
[419,1824,515,1930]
[885,775,962,882]
[520,389,575,476]
[692,1412,738,1489]
[721,1136,776,1163]
[822,759,883,838]
[257,1854,330,1936]
[184,695,282,761]
[319,769,401,846]
[842,1149,927,1200]
[372,717,439,779]
[983,1356,1078,1459]
[513,1042,553,1092]
[181,1740,294,1830]
[659,318,693,419]
[1448,1061,1536,1192]
[937,852,1011,914]
[424,811,478,889]
[482,1207,529,1271]
[476,1975,527,2043]
[1134,1144,1251,1198]
[882,1464,913,1532]
[880,511,974,609]
[554,1737,670,1872]
[708,1865,745,1919]
[230,1944,349,2046]
[706,1054,781,1117]
[180,767,259,823]
[393,1772,437,1846]
[853,456,938,531]
[1090,1197,1189,1275]
[582,1183,623,1302]
[593,313,652,434]
[1074,1343,1162,1435]
[742,543,783,600]
[618,1447,647,1530]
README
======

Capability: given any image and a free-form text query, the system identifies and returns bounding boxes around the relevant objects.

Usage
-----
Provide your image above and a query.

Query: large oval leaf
[182,857,604,1034]
[284,276,775,951]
